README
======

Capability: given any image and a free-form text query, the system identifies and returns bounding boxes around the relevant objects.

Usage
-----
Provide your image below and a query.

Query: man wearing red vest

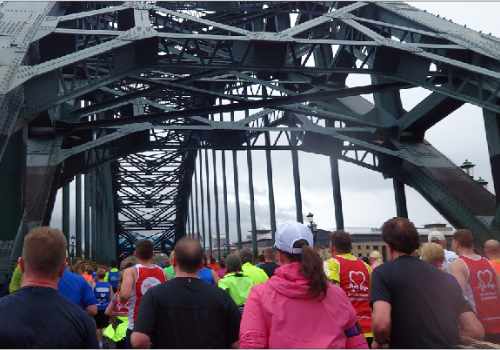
[120,240,166,346]
[324,231,373,346]
[450,229,500,343]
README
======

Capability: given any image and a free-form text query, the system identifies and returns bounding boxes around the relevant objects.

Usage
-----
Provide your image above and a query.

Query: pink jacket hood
[267,262,311,299]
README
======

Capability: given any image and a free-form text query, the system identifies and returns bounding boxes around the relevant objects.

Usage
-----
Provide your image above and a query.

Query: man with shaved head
[131,237,241,348]
[484,239,500,275]
[0,227,97,347]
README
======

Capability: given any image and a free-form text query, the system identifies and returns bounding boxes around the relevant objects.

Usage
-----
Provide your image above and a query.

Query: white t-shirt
[443,249,458,271]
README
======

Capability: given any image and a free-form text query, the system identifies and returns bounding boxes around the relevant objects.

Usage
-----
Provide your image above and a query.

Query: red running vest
[336,255,372,335]
[131,264,166,323]
[461,255,500,334]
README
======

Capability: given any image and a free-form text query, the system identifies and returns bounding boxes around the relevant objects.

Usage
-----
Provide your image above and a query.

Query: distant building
[318,224,453,260]
[204,223,454,261]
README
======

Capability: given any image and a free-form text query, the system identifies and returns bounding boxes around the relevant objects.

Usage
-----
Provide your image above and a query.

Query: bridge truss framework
[0,1,499,273]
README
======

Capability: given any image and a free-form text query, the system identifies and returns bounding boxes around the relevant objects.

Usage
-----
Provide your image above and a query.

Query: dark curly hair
[381,217,420,254]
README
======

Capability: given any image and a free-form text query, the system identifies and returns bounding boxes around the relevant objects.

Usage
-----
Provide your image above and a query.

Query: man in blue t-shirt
[59,267,97,316]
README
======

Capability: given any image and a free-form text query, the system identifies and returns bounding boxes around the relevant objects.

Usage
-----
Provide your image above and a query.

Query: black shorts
[95,310,109,329]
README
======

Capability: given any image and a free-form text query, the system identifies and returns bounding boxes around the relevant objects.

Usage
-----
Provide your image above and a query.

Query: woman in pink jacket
[239,222,368,349]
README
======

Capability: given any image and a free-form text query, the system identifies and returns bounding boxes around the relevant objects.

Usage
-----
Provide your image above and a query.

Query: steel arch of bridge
[0,1,499,269]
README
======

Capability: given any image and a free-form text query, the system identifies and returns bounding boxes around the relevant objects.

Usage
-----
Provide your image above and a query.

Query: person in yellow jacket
[239,249,268,285]
[8,263,23,294]
[218,254,254,308]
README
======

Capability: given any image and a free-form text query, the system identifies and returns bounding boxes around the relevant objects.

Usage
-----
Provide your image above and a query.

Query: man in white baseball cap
[427,231,457,271]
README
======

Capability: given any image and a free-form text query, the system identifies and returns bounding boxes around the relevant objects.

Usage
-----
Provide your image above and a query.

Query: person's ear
[19,257,25,273]
[276,251,285,265]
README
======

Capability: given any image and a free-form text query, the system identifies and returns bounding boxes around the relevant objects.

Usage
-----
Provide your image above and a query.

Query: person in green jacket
[8,263,23,294]
[218,254,254,307]
[240,249,269,285]
[163,251,176,280]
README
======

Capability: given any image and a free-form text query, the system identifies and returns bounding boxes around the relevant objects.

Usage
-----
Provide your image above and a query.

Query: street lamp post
[306,212,316,246]
[69,236,76,258]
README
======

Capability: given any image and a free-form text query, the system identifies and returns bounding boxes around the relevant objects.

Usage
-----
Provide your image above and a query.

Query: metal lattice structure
[0,1,499,274]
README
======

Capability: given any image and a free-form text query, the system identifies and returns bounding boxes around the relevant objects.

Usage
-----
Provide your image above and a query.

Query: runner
[163,251,176,280]
[120,240,166,344]
[368,250,383,270]
[218,254,254,310]
[8,262,22,294]
[324,230,373,346]
[82,265,95,287]
[239,249,268,285]
[104,261,120,293]
[484,240,500,275]
[217,258,227,279]
[428,230,458,271]
[104,279,130,348]
[420,242,445,269]
[94,267,113,348]
[449,230,500,343]
[0,227,97,347]
[257,248,279,277]
[372,219,484,348]
[59,262,98,317]
[208,256,220,272]
[198,255,219,285]
[131,238,240,348]
[240,222,368,348]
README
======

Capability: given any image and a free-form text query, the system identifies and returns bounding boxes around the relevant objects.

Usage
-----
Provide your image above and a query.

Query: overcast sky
[50,2,500,247]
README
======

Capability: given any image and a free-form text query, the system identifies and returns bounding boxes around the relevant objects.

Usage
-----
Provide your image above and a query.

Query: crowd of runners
[0,217,499,348]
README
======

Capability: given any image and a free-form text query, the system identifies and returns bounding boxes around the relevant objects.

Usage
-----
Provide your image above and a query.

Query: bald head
[174,237,203,273]
[21,226,67,279]
[484,239,500,259]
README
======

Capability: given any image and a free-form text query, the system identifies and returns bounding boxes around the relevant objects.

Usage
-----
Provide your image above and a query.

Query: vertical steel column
[75,174,82,257]
[264,126,277,239]
[262,89,276,238]
[330,156,345,230]
[186,205,190,238]
[194,160,201,242]
[393,178,408,218]
[247,140,258,258]
[198,150,206,250]
[91,170,97,260]
[189,190,195,238]
[231,104,242,248]
[204,148,213,257]
[232,151,242,249]
[291,133,303,223]
[212,150,221,261]
[62,182,70,242]
[84,173,90,258]
[221,151,230,255]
